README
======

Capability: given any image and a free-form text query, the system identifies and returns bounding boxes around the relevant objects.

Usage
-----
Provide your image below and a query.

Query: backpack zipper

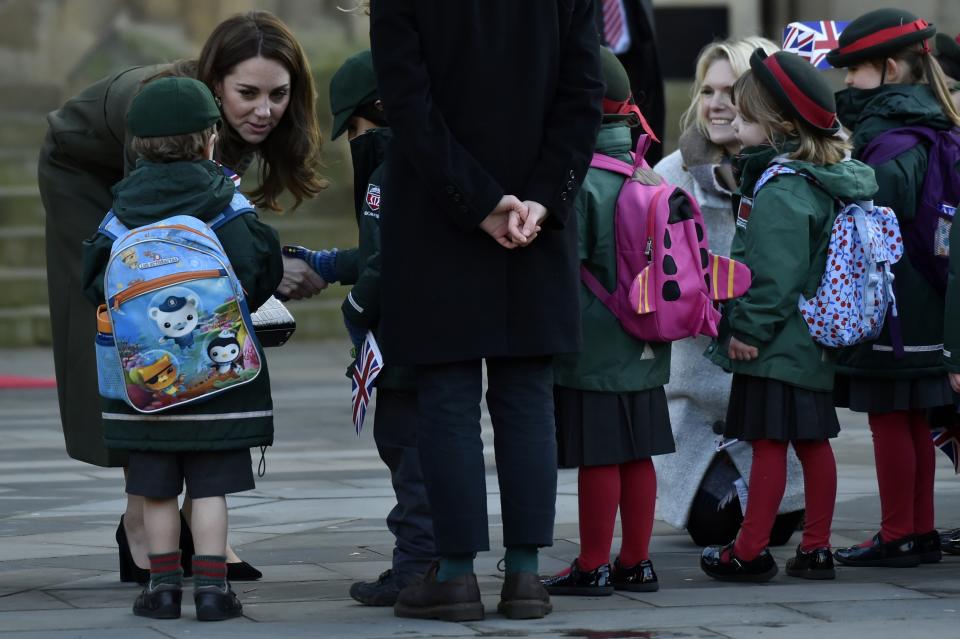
[111,270,224,309]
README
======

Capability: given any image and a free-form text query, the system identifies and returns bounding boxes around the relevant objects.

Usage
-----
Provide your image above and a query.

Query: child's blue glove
[282,245,338,284]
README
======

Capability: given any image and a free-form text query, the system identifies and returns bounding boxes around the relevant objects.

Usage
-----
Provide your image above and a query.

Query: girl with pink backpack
[701,50,879,582]
[540,49,675,596]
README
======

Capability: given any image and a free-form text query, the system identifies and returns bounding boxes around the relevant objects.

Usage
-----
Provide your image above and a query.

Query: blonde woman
[652,36,806,547]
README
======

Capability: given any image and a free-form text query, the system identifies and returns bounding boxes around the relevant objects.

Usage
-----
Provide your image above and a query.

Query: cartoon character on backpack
[207,330,244,376]
[584,134,752,342]
[149,290,201,350]
[129,351,184,398]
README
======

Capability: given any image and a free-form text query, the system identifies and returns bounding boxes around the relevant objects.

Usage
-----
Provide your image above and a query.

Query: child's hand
[950,372,960,394]
[728,336,759,361]
[277,254,327,300]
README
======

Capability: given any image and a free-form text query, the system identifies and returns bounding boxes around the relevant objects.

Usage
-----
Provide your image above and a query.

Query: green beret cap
[330,49,379,140]
[827,9,935,68]
[127,77,221,138]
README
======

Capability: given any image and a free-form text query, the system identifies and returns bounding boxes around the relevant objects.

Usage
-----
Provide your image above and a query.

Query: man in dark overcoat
[370,0,603,622]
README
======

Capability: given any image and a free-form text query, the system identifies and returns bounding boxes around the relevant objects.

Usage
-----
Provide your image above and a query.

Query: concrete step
[0,267,47,307]
[0,113,49,150]
[0,186,44,225]
[0,306,51,348]
[0,83,62,113]
[0,226,44,268]
[0,150,39,187]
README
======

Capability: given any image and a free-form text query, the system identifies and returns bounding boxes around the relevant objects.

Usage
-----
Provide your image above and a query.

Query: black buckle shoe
[394,561,484,622]
[611,557,659,592]
[940,528,960,556]
[916,530,942,564]
[785,545,835,580]
[350,569,419,607]
[133,583,182,619]
[833,533,920,568]
[498,572,553,619]
[194,584,243,621]
[541,559,614,596]
[701,543,778,582]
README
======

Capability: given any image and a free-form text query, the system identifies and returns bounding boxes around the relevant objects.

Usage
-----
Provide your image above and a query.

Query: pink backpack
[582,135,752,342]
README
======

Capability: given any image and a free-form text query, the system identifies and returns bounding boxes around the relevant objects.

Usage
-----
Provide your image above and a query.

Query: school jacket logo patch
[736,196,753,229]
[365,184,381,211]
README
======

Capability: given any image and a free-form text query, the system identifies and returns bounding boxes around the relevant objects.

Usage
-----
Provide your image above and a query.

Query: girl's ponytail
[920,53,960,126]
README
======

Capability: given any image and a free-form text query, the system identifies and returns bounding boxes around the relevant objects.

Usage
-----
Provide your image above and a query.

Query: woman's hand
[728,336,759,361]
[949,372,960,394]
[276,254,328,300]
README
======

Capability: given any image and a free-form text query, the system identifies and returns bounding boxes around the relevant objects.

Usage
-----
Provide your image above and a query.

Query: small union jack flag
[351,331,383,435]
[932,421,960,475]
[782,21,849,69]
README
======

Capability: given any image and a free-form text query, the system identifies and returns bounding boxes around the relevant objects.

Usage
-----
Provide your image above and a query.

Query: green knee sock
[504,545,538,575]
[148,550,183,589]
[436,554,475,582]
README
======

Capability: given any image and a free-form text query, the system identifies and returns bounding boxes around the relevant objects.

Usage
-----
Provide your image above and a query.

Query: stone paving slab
[2,345,960,637]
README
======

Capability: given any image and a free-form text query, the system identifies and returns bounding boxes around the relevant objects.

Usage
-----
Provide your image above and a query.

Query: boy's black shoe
[393,561,484,622]
[916,530,942,564]
[133,583,182,619]
[541,559,614,596]
[611,557,659,592]
[194,584,243,621]
[785,546,835,580]
[701,543,778,582]
[940,528,960,555]
[498,572,553,619]
[833,533,920,568]
[350,569,419,606]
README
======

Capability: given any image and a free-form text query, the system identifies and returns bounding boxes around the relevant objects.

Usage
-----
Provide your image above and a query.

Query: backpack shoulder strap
[752,163,798,197]
[859,126,938,165]
[97,209,129,241]
[590,152,634,177]
[207,192,257,231]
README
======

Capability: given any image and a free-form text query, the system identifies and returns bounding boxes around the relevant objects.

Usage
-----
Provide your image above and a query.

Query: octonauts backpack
[93,190,263,413]
[750,163,904,350]
[582,134,752,342]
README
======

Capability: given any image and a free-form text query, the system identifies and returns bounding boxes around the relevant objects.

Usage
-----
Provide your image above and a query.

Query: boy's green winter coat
[707,145,878,391]
[81,159,283,452]
[553,122,671,392]
[834,84,953,378]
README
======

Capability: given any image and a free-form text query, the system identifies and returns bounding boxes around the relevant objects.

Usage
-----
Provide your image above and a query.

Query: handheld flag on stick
[351,331,383,435]
[932,422,960,474]
[783,21,849,69]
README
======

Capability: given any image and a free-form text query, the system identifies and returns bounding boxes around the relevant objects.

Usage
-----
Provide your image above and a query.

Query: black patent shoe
[701,543,778,582]
[498,572,553,619]
[117,516,150,585]
[611,557,659,592]
[350,569,419,607]
[916,530,942,564]
[194,584,243,621]
[833,533,920,568]
[133,583,182,619]
[940,528,960,556]
[785,546,835,580]
[540,559,614,596]
[394,561,484,622]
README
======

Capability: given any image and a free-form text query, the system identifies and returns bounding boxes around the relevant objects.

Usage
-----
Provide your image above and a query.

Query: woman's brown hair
[733,70,849,166]
[159,11,326,210]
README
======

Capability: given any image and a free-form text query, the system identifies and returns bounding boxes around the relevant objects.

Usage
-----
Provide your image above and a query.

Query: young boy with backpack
[283,49,436,606]
[826,9,960,569]
[81,77,282,620]
[701,49,880,582]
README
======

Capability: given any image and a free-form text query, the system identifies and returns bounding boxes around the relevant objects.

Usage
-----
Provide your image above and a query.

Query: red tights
[576,459,656,570]
[733,439,837,560]
[867,410,935,542]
